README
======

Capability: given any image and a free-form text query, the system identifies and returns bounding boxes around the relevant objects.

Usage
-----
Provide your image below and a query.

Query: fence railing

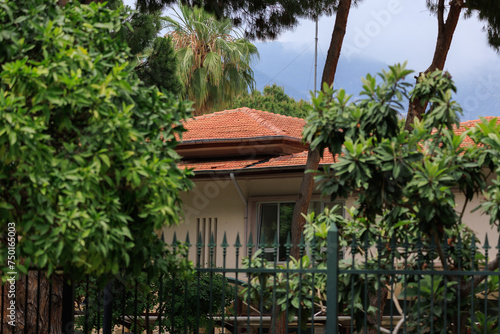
[2,224,500,333]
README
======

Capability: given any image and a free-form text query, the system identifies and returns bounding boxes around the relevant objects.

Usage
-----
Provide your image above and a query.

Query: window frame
[254,198,345,262]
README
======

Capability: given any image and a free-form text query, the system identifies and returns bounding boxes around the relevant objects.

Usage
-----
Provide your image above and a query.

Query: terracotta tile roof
[454,117,500,146]
[180,150,337,172]
[180,107,305,142]
[180,114,498,173]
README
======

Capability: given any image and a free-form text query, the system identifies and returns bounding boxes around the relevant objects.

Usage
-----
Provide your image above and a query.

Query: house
[166,108,499,267]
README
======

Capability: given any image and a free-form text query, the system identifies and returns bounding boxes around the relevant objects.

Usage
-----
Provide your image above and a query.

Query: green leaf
[99,154,111,167]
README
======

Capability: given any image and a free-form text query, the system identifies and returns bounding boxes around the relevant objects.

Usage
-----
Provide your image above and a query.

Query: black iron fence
[2,224,500,333]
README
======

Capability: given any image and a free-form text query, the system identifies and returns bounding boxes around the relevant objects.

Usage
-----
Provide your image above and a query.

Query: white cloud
[276,1,498,78]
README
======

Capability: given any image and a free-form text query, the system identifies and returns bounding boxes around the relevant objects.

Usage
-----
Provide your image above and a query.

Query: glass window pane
[259,204,278,247]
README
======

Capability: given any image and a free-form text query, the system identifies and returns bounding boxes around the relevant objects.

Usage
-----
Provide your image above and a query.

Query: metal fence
[2,224,500,333]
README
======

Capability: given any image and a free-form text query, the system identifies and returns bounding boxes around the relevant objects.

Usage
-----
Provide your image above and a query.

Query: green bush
[75,271,236,333]
[0,0,192,280]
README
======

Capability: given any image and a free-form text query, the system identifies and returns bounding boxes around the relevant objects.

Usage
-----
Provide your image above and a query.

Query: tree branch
[437,0,445,32]
[321,0,352,87]
[289,0,352,259]
[460,257,500,295]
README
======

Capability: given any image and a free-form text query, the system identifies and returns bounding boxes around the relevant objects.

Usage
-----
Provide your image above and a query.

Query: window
[258,201,343,261]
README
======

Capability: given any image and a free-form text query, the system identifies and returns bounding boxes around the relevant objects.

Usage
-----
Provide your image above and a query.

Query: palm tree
[163,4,259,115]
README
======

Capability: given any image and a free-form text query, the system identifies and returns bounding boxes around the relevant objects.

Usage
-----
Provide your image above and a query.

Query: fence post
[103,281,113,334]
[61,281,74,334]
[326,223,339,333]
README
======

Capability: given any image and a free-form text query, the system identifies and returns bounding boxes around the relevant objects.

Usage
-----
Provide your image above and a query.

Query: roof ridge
[189,107,307,122]
[243,107,306,122]
[244,109,288,136]
[189,108,239,121]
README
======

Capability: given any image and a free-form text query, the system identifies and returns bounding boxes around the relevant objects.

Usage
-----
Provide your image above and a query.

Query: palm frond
[163,1,259,114]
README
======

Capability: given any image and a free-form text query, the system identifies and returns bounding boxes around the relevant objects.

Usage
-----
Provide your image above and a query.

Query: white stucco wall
[164,173,345,267]
[455,192,499,248]
[164,173,498,267]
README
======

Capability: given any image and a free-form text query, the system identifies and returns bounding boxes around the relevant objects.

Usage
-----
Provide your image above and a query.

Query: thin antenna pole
[314,16,318,96]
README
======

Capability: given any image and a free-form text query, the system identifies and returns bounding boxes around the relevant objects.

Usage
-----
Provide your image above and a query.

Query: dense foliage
[75,271,235,333]
[243,64,500,332]
[0,0,193,280]
[134,0,350,40]
[135,36,182,94]
[107,0,183,93]
[467,0,500,50]
[232,84,311,118]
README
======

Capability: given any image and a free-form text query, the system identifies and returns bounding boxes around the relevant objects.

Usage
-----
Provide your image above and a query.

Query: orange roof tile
[179,113,498,174]
[454,117,500,146]
[180,108,305,142]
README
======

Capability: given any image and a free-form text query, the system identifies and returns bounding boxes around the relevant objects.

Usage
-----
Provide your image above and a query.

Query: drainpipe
[230,172,248,256]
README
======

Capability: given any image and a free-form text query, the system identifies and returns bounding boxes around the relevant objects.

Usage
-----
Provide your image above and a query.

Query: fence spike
[273,232,279,249]
[310,232,317,249]
[484,233,490,251]
[247,233,254,249]
[299,234,306,256]
[172,232,178,245]
[376,233,383,252]
[471,234,477,251]
[390,233,397,250]
[429,232,436,253]
[443,232,450,252]
[197,230,204,247]
[285,232,292,249]
[310,233,319,263]
[285,232,292,259]
[258,233,266,249]
[470,234,477,270]
[456,233,462,270]
[221,232,229,248]
[484,233,490,263]
[403,233,409,250]
[185,232,191,248]
[363,231,370,251]
[416,233,423,249]
[161,232,165,242]
[234,233,242,248]
[351,234,358,255]
[209,231,216,248]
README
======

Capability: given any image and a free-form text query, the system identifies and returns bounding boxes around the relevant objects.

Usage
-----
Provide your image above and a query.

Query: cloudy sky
[253,1,500,120]
[274,1,498,79]
[124,0,500,120]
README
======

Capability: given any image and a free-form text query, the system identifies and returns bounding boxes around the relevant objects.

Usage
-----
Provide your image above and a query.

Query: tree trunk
[1,271,64,333]
[404,0,463,130]
[290,148,321,257]
[274,309,287,334]
[366,286,389,334]
[284,2,353,333]
[290,0,352,259]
